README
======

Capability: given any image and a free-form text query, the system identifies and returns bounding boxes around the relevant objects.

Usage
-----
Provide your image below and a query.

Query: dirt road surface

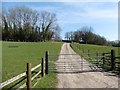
[56,43,118,88]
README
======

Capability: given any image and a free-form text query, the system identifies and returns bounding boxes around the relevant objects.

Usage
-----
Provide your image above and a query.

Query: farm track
[56,43,118,88]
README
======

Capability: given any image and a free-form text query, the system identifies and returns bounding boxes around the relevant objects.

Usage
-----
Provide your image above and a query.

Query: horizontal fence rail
[0,51,48,89]
[0,63,42,89]
[0,72,26,88]
[31,64,41,71]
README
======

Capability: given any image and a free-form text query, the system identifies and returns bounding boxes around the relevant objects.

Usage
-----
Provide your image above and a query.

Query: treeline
[1,6,61,42]
[65,26,119,46]
[111,41,120,47]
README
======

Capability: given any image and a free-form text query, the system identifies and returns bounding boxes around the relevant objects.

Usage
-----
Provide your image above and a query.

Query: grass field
[2,42,63,88]
[71,43,118,56]
[71,43,119,73]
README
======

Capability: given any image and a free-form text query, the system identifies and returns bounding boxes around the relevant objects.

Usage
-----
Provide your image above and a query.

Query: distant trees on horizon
[65,26,119,46]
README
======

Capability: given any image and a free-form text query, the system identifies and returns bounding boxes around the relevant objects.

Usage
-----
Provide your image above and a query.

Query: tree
[40,11,58,41]
[52,24,62,41]
[2,13,9,40]
[65,26,107,45]
[65,32,70,40]
[2,6,61,42]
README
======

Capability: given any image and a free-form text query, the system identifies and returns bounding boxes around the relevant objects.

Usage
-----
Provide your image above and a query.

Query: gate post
[27,63,32,90]
[111,49,115,70]
[45,51,48,74]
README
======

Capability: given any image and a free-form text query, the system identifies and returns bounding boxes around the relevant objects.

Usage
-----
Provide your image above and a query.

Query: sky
[1,1,119,41]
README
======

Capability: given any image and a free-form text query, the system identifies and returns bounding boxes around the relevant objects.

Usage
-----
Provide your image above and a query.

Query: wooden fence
[0,51,49,89]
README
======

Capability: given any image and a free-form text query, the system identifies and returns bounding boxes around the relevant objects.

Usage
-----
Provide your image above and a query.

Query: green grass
[34,72,57,88]
[71,43,118,56]
[71,43,119,73]
[2,42,63,88]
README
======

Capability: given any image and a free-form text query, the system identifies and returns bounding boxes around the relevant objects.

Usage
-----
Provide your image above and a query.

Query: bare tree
[65,32,70,40]
[52,24,61,41]
[40,11,57,41]
[2,6,61,42]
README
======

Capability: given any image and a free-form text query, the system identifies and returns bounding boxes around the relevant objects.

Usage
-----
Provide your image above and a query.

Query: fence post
[41,58,44,77]
[45,51,48,74]
[102,53,105,68]
[111,49,115,70]
[27,63,32,90]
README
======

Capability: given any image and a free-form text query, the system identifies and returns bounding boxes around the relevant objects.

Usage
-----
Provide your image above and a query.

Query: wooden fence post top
[46,51,49,55]
[27,63,31,65]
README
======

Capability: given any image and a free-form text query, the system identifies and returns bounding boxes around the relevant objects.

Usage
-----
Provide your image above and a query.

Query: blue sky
[2,2,118,41]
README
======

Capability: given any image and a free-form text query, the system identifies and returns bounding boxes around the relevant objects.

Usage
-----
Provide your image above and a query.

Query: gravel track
[56,43,118,88]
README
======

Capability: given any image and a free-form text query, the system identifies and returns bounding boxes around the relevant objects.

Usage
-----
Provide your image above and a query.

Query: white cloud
[29,2,118,25]
[57,4,117,25]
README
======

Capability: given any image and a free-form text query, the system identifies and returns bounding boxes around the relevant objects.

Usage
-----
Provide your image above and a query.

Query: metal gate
[48,53,103,73]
